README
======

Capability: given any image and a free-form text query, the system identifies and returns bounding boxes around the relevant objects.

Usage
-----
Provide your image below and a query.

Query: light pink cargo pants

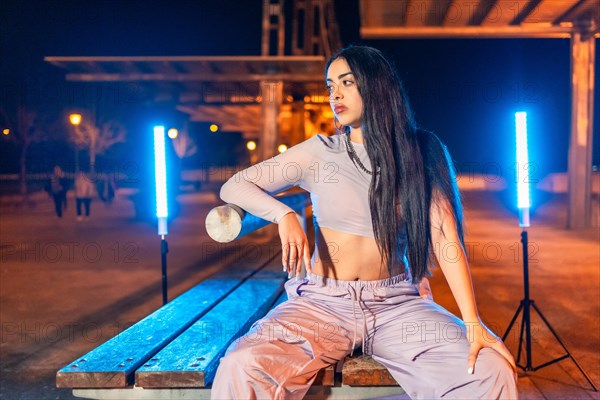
[211,273,517,399]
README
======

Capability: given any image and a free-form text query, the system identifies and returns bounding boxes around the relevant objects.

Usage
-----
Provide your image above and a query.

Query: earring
[334,118,345,133]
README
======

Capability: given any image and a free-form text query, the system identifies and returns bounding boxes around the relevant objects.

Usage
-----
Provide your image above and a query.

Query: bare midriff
[312,226,406,281]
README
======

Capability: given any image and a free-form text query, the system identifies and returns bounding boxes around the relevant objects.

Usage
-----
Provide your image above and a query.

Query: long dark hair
[326,45,464,282]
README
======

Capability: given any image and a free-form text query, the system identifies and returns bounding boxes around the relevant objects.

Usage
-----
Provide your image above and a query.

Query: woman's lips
[334,105,347,114]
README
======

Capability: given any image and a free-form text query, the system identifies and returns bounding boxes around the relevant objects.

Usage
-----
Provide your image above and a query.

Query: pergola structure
[46,0,597,228]
[44,54,332,152]
[46,0,340,163]
[359,0,598,229]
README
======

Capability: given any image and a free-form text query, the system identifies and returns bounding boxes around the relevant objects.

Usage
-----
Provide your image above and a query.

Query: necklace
[344,132,373,175]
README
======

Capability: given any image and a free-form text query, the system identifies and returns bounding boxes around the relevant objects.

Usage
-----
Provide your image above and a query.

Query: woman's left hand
[465,320,517,375]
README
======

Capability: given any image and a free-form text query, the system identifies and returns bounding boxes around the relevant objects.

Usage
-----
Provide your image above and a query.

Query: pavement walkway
[0,188,598,399]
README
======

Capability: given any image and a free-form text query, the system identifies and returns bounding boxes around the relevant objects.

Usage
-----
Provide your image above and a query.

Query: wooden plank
[313,364,335,387]
[56,271,257,388]
[135,271,286,388]
[73,385,407,399]
[342,354,399,386]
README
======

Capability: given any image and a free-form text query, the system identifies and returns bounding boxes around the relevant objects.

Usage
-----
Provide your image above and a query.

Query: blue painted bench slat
[136,270,286,387]
[56,268,262,388]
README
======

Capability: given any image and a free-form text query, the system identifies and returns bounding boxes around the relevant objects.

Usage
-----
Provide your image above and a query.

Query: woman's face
[326,58,363,130]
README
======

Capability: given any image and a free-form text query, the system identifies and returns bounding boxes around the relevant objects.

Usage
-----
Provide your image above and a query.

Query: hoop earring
[334,118,346,133]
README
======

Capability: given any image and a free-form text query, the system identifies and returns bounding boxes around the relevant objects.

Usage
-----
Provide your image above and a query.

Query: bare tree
[70,119,127,172]
[171,128,197,160]
[0,105,44,196]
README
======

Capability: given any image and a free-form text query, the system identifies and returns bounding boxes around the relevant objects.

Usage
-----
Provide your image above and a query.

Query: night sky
[1,0,599,184]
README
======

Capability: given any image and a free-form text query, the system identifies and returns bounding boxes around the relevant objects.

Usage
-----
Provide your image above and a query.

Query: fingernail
[467,367,473,374]
[288,272,292,279]
[283,265,286,272]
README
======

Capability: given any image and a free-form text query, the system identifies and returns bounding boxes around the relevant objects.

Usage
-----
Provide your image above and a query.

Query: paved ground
[0,188,598,399]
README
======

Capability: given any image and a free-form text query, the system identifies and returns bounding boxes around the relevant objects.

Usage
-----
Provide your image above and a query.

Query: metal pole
[161,236,168,305]
[521,229,532,369]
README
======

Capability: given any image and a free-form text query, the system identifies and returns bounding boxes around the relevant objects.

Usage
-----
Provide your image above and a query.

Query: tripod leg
[502,301,524,341]
[530,302,598,391]
[516,309,527,368]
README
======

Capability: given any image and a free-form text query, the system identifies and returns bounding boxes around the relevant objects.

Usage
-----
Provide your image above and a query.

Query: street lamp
[167,128,178,139]
[69,114,83,172]
[247,140,258,164]
[2,129,10,136]
[69,114,82,126]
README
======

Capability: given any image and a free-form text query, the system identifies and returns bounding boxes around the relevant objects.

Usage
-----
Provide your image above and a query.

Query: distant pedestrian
[46,165,68,218]
[75,170,95,221]
[100,173,117,206]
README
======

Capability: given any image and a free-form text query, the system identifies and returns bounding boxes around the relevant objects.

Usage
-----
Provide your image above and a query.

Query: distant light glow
[278,144,288,153]
[2,129,9,135]
[209,124,219,133]
[246,140,257,151]
[167,128,178,139]
[69,114,82,126]
[154,126,169,227]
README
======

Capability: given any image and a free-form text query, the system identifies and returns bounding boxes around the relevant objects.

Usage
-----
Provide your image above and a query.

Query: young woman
[211,45,517,399]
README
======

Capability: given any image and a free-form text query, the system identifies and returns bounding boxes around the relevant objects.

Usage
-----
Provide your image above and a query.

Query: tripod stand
[503,229,597,391]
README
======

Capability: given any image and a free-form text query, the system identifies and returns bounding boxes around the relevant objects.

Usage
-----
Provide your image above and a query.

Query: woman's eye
[343,80,354,86]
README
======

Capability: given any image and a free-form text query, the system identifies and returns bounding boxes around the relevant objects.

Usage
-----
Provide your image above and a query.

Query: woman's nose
[330,87,342,101]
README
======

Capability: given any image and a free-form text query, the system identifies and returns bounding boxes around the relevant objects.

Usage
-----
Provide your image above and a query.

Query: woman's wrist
[462,315,482,324]
[277,210,296,224]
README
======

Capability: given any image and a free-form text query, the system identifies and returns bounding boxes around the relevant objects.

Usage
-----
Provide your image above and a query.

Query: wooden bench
[57,193,405,399]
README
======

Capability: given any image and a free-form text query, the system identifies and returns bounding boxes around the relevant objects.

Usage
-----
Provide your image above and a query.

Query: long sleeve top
[220,133,376,237]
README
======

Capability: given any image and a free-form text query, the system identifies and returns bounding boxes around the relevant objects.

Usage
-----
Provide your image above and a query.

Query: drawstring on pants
[347,285,368,356]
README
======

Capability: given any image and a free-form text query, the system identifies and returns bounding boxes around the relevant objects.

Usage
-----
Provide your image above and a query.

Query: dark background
[1,0,598,183]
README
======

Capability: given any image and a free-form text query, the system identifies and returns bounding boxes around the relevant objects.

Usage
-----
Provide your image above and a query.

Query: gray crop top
[220,134,375,237]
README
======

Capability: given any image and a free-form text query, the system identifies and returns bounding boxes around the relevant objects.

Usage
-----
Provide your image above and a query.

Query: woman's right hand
[278,212,312,278]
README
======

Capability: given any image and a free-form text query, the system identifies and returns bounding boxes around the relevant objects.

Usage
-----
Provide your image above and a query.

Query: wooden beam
[468,0,498,26]
[441,0,477,26]
[567,31,595,228]
[510,0,543,25]
[45,55,325,63]
[553,0,591,24]
[397,0,411,25]
[426,0,453,25]
[360,24,576,38]
[63,72,324,82]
